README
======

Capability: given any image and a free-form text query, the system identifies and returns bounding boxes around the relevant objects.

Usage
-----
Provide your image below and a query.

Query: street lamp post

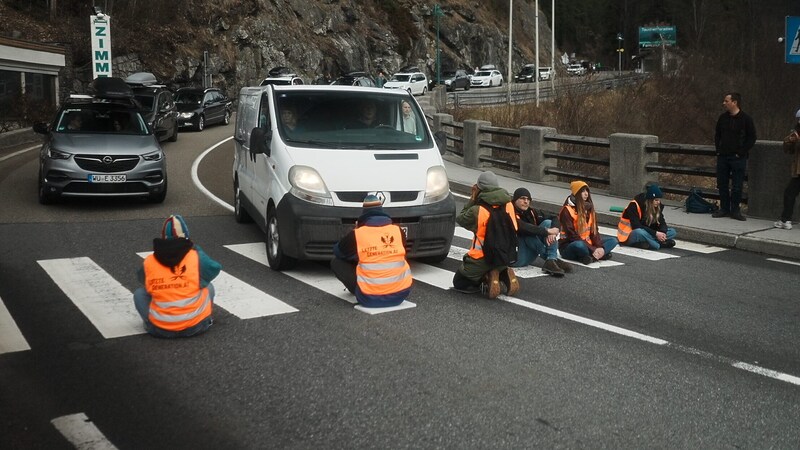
[616,32,623,75]
[506,0,513,103]
[433,4,443,86]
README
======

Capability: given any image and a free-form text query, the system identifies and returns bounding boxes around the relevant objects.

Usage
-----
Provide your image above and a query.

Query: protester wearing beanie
[332,194,412,308]
[134,214,222,338]
[452,171,521,299]
[558,180,618,265]
[510,187,572,276]
[616,183,677,250]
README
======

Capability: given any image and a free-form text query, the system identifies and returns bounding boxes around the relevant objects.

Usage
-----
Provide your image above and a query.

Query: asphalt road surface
[1,120,799,449]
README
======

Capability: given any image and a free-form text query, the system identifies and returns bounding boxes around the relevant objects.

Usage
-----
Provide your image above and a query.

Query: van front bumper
[275,193,456,260]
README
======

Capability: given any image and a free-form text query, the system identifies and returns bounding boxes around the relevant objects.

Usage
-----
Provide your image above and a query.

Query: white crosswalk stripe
[38,257,144,339]
[137,252,298,319]
[0,295,30,355]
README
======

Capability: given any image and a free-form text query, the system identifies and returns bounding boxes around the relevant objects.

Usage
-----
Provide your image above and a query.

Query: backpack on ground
[685,187,719,214]
[479,203,518,266]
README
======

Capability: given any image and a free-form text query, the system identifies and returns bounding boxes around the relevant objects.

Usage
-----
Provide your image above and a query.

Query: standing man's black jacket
[715,110,757,158]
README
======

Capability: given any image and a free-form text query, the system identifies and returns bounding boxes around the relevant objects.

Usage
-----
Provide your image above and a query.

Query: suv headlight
[142,150,163,161]
[289,165,333,205]
[423,165,449,204]
[47,148,71,160]
[179,112,195,119]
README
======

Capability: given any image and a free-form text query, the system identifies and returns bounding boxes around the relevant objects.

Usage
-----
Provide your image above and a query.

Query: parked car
[538,66,553,81]
[515,64,537,83]
[332,72,376,87]
[384,71,428,95]
[33,77,168,204]
[125,72,178,143]
[442,69,470,91]
[567,63,587,76]
[175,87,232,131]
[260,66,304,86]
[470,69,503,87]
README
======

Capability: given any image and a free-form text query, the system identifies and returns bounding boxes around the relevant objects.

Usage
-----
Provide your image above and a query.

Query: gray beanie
[477,171,498,190]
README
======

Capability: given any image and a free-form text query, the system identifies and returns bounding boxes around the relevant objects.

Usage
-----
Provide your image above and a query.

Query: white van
[232,85,456,270]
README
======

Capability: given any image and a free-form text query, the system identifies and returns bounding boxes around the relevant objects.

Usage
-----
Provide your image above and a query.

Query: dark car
[175,87,232,131]
[332,71,376,87]
[442,69,470,91]
[515,64,536,83]
[125,73,178,142]
[33,77,167,204]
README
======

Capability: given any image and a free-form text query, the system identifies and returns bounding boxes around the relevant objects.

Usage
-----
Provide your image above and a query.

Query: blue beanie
[161,215,190,239]
[646,184,663,199]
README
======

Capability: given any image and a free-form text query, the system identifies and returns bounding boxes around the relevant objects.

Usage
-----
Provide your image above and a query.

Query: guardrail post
[520,126,557,182]
[609,133,658,198]
[463,119,491,168]
[431,86,446,111]
[748,141,793,219]
[431,113,452,135]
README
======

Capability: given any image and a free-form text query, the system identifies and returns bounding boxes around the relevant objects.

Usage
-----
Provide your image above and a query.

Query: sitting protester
[558,181,618,265]
[510,187,572,277]
[331,194,413,308]
[452,171,520,299]
[617,184,677,250]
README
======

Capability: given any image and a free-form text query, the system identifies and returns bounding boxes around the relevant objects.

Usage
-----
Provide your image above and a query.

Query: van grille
[335,191,419,203]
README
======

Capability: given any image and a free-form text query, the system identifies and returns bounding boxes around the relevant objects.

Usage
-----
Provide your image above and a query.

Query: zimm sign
[91,14,112,78]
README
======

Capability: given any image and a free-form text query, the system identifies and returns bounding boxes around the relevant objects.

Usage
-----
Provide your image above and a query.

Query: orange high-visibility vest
[616,200,641,243]
[143,249,212,331]
[467,202,519,260]
[560,204,594,243]
[355,225,412,296]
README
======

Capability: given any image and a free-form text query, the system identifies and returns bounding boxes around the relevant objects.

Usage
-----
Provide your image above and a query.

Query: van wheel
[233,181,252,223]
[266,206,297,271]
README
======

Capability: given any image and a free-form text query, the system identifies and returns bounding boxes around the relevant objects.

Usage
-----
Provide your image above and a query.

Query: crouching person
[452,171,520,299]
[133,215,222,338]
[331,194,413,308]
[617,183,677,250]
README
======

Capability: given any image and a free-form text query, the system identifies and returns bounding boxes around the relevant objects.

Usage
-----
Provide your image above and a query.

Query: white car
[567,64,586,76]
[383,72,428,96]
[471,69,503,87]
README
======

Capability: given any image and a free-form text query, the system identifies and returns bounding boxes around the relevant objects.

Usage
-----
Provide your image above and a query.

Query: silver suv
[34,78,168,204]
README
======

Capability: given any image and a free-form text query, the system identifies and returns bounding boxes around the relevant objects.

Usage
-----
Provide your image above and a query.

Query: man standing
[331,194,413,308]
[714,92,757,221]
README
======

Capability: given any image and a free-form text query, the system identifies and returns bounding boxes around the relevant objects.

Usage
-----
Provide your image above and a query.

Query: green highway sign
[639,26,676,48]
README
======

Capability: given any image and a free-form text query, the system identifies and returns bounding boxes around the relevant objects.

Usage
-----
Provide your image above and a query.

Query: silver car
[34,97,168,204]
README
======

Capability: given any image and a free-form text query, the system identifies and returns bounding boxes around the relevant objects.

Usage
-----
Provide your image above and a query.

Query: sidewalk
[443,157,800,261]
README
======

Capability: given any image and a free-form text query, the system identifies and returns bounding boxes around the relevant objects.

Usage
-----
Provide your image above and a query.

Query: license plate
[88,174,126,183]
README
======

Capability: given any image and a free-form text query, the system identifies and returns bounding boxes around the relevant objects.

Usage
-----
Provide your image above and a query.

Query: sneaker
[600,252,613,260]
[661,239,676,249]
[483,269,501,299]
[500,267,520,296]
[730,211,746,221]
[712,210,730,218]
[555,259,573,273]
[774,220,793,230]
[542,259,565,277]
[580,255,593,265]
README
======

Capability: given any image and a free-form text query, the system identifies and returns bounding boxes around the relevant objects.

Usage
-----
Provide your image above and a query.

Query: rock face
[109,0,556,97]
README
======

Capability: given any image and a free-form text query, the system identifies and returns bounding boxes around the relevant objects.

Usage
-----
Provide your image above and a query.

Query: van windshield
[272,91,431,149]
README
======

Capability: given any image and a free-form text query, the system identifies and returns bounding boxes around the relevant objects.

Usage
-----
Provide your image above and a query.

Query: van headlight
[423,166,449,204]
[288,165,333,205]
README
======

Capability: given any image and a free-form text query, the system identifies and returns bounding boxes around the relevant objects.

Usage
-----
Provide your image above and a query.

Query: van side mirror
[434,130,447,155]
[33,122,49,134]
[250,127,272,158]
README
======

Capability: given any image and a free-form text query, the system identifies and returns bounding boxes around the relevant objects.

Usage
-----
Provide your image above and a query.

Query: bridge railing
[429,113,793,220]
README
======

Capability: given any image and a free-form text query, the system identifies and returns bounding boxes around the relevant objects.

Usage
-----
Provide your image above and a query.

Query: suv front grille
[74,155,140,173]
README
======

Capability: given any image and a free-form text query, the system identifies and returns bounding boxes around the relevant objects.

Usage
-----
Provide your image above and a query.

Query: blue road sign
[787,16,800,64]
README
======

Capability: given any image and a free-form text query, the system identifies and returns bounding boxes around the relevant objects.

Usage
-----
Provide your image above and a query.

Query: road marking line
[612,245,680,260]
[51,413,117,450]
[355,301,416,315]
[0,145,39,162]
[560,258,625,268]
[38,258,143,339]
[598,225,726,254]
[766,257,800,267]
[137,252,297,318]
[0,295,30,354]
[192,136,234,212]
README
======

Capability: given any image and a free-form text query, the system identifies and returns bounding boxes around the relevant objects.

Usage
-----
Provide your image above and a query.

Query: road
[1,121,800,449]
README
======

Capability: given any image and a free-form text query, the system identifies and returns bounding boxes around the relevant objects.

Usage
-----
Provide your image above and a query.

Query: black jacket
[714,110,757,158]
[514,206,560,238]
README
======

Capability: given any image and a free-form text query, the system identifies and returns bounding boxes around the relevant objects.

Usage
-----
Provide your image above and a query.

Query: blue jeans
[716,154,747,213]
[625,228,677,250]
[560,236,618,261]
[512,219,558,267]
[133,284,215,338]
